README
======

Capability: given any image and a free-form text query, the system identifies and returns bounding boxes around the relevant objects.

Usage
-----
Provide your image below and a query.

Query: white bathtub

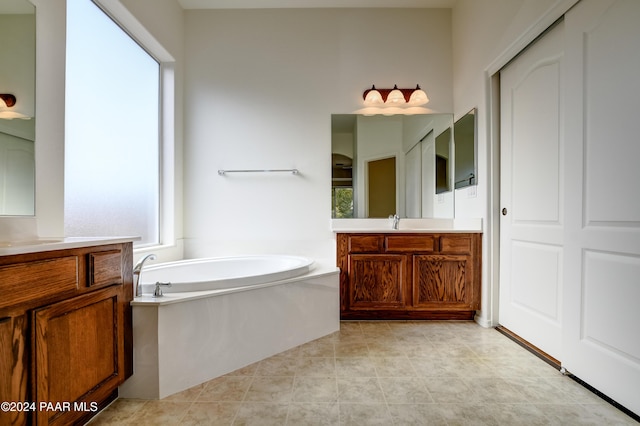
[119,255,340,400]
[138,255,314,293]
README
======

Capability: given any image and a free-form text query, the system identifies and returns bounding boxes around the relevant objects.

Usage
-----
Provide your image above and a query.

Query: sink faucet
[133,253,156,297]
[390,214,400,230]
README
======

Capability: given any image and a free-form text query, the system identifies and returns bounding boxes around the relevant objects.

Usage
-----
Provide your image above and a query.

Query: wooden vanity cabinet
[337,233,481,320]
[0,243,133,426]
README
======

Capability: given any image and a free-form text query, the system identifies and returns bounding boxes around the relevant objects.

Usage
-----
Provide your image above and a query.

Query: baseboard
[474,313,493,328]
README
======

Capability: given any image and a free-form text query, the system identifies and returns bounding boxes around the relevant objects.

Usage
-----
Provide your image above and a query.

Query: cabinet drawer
[0,256,79,309]
[89,250,123,287]
[440,235,472,254]
[386,235,436,252]
[348,235,384,253]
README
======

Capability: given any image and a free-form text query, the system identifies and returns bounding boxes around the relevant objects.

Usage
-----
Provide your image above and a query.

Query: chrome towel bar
[218,169,299,176]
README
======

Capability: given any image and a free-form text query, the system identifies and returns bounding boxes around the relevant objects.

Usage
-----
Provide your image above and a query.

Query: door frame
[482,0,580,327]
[361,152,399,218]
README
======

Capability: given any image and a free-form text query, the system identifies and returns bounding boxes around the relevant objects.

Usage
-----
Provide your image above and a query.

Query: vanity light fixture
[0,93,17,108]
[362,84,429,107]
[0,93,31,120]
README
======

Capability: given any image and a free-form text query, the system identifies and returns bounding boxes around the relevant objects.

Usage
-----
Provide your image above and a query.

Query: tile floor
[89,321,638,425]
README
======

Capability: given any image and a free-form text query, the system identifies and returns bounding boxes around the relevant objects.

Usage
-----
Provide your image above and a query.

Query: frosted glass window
[65,0,160,246]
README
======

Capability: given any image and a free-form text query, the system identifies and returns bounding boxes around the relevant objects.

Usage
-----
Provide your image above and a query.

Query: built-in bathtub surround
[119,257,339,399]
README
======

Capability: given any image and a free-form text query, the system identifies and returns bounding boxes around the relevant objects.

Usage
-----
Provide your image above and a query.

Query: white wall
[183,8,453,260]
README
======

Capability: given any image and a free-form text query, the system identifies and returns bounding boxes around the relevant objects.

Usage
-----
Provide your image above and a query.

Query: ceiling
[178,0,457,9]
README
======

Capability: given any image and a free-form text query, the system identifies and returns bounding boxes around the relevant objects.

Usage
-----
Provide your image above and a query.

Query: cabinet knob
[502,207,508,216]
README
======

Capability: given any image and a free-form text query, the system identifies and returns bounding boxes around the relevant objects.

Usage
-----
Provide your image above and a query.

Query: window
[64,0,160,246]
[332,187,354,218]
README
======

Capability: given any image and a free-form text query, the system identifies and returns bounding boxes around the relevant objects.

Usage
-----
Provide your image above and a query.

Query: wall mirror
[0,0,36,216]
[454,108,476,189]
[331,113,454,219]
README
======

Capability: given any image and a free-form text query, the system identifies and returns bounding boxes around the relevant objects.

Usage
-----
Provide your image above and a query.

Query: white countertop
[331,218,482,233]
[0,236,140,256]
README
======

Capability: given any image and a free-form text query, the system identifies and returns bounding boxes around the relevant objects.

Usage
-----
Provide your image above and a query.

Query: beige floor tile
[243,376,294,403]
[127,400,191,425]
[296,357,336,377]
[255,356,299,377]
[334,341,370,357]
[86,399,146,425]
[378,377,433,404]
[371,356,416,377]
[292,376,338,403]
[198,376,253,402]
[423,377,480,404]
[337,377,386,403]
[335,357,377,377]
[286,402,340,425]
[298,340,336,357]
[162,382,206,402]
[339,403,392,425]
[88,321,638,425]
[181,401,240,426]
[387,403,449,425]
[233,403,289,425]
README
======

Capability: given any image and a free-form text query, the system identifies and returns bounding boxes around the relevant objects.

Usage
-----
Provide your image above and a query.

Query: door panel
[367,157,396,218]
[510,242,561,322]
[563,0,640,415]
[499,20,565,359]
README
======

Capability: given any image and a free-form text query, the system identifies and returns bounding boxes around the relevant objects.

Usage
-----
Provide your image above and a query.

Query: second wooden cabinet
[337,232,481,320]
[0,242,133,426]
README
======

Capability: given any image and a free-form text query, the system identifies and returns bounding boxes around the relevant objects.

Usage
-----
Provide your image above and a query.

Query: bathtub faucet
[133,253,157,297]
[153,281,172,297]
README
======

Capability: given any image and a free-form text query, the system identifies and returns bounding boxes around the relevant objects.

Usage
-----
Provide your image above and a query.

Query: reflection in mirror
[454,108,477,189]
[331,114,454,219]
[331,152,354,218]
[0,0,36,216]
[435,127,451,194]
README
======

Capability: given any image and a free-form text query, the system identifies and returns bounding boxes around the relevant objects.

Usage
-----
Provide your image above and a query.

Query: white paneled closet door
[499,21,565,360]
[563,0,640,415]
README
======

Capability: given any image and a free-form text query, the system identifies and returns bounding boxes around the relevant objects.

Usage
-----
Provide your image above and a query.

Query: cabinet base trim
[341,310,476,320]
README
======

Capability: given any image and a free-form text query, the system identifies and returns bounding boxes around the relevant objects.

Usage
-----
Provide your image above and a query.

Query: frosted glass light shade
[363,86,384,106]
[386,85,406,105]
[408,86,429,106]
[0,110,31,120]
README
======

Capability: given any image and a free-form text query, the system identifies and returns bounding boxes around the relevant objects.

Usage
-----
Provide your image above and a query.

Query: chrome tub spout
[133,253,156,297]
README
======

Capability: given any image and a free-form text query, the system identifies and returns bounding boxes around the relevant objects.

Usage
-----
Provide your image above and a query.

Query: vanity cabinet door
[32,285,124,426]
[0,315,29,426]
[347,254,410,312]
[413,254,478,310]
